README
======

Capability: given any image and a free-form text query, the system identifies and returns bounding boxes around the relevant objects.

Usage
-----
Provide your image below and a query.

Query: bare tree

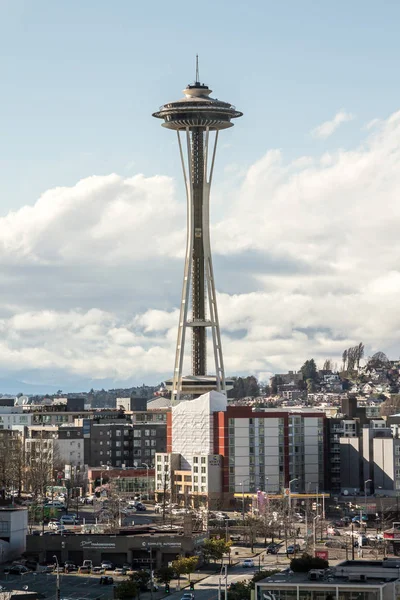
[25,433,61,498]
[357,343,365,369]
[342,350,348,371]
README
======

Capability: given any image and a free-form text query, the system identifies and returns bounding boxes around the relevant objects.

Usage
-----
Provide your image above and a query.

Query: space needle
[153,59,242,403]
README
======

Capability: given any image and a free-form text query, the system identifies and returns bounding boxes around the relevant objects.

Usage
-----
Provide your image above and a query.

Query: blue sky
[1,0,400,392]
[1,0,399,212]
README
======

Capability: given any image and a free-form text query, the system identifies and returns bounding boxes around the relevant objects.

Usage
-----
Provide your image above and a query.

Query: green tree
[115,580,139,599]
[300,359,317,381]
[228,580,251,600]
[155,566,175,584]
[130,569,151,591]
[290,553,329,572]
[203,538,232,563]
[171,556,198,582]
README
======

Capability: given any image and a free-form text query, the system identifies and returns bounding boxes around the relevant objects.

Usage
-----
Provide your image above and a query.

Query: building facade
[156,391,326,506]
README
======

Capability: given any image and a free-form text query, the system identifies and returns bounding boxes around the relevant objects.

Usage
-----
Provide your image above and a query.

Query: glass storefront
[258,587,380,600]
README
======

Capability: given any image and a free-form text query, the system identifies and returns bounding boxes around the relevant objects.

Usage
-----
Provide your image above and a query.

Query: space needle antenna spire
[153,69,243,403]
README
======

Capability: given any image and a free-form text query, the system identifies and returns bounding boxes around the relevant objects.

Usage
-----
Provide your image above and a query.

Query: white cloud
[2,108,400,389]
[312,110,354,139]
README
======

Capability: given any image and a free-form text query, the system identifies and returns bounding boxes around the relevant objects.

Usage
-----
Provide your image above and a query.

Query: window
[201,467,206,474]
[100,441,103,446]
[100,431,103,436]
[134,440,141,447]
[201,476,206,483]
[116,430,121,437]
[193,466,198,473]
[145,449,151,456]
[193,457,198,463]
[151,440,156,447]
[201,457,206,464]
[124,430,129,436]
[145,430,150,437]
[67,431,70,437]
[116,451,121,457]
[151,430,156,436]
[115,441,121,447]
[157,455,162,462]
[145,440,150,447]
[134,430,141,438]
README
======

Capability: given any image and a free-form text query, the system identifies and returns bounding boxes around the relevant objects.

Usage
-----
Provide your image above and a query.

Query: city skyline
[1,1,400,391]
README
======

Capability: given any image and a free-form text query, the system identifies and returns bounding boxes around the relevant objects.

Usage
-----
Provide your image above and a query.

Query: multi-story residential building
[0,406,32,429]
[155,391,326,507]
[57,426,85,467]
[86,419,166,468]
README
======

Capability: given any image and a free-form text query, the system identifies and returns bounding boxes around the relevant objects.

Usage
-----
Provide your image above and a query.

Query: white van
[45,500,65,509]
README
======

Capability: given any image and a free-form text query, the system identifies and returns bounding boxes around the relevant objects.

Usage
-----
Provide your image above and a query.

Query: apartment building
[87,420,166,468]
[155,391,326,506]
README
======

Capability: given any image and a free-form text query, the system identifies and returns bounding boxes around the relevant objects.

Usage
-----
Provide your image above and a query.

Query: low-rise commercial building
[256,560,400,600]
[26,528,207,568]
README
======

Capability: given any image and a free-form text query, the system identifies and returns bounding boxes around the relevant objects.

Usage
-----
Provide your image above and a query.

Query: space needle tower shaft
[153,61,242,403]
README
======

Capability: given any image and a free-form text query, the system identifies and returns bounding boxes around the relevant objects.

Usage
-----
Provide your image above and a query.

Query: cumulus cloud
[2,108,400,389]
[312,110,354,139]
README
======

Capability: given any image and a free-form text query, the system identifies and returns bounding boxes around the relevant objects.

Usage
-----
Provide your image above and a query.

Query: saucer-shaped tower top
[153,81,242,131]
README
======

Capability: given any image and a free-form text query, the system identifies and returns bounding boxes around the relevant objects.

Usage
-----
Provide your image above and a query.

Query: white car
[60,515,76,525]
[242,559,255,568]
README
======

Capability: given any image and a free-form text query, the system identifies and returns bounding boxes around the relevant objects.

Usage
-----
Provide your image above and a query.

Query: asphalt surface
[0,572,115,600]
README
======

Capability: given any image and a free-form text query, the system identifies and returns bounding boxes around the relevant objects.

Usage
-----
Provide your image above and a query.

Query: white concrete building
[0,507,28,562]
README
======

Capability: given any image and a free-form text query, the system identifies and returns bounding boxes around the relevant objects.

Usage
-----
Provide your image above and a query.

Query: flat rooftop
[258,561,400,587]
[260,572,397,586]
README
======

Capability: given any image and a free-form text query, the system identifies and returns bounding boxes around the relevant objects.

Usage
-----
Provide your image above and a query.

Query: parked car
[101,561,114,570]
[352,515,368,523]
[122,563,132,571]
[287,544,301,555]
[8,565,30,575]
[266,543,280,554]
[45,501,65,509]
[113,568,126,576]
[99,576,114,585]
[135,502,146,511]
[48,520,61,530]
[92,566,105,574]
[242,559,255,568]
[230,534,241,542]
[78,566,91,574]
[60,515,76,525]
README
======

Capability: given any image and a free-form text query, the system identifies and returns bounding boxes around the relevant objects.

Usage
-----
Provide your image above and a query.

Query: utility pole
[53,555,60,600]
[149,549,154,600]
[142,463,150,501]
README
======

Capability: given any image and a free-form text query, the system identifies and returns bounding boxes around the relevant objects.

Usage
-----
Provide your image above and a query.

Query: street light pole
[53,555,60,600]
[142,463,150,501]
[149,549,154,600]
[289,478,298,517]
[313,515,320,554]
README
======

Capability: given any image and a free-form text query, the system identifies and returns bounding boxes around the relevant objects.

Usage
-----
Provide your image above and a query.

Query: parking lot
[0,572,116,600]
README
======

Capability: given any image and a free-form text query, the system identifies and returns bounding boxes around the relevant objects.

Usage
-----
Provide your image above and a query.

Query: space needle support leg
[171,128,193,404]
[203,130,226,394]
